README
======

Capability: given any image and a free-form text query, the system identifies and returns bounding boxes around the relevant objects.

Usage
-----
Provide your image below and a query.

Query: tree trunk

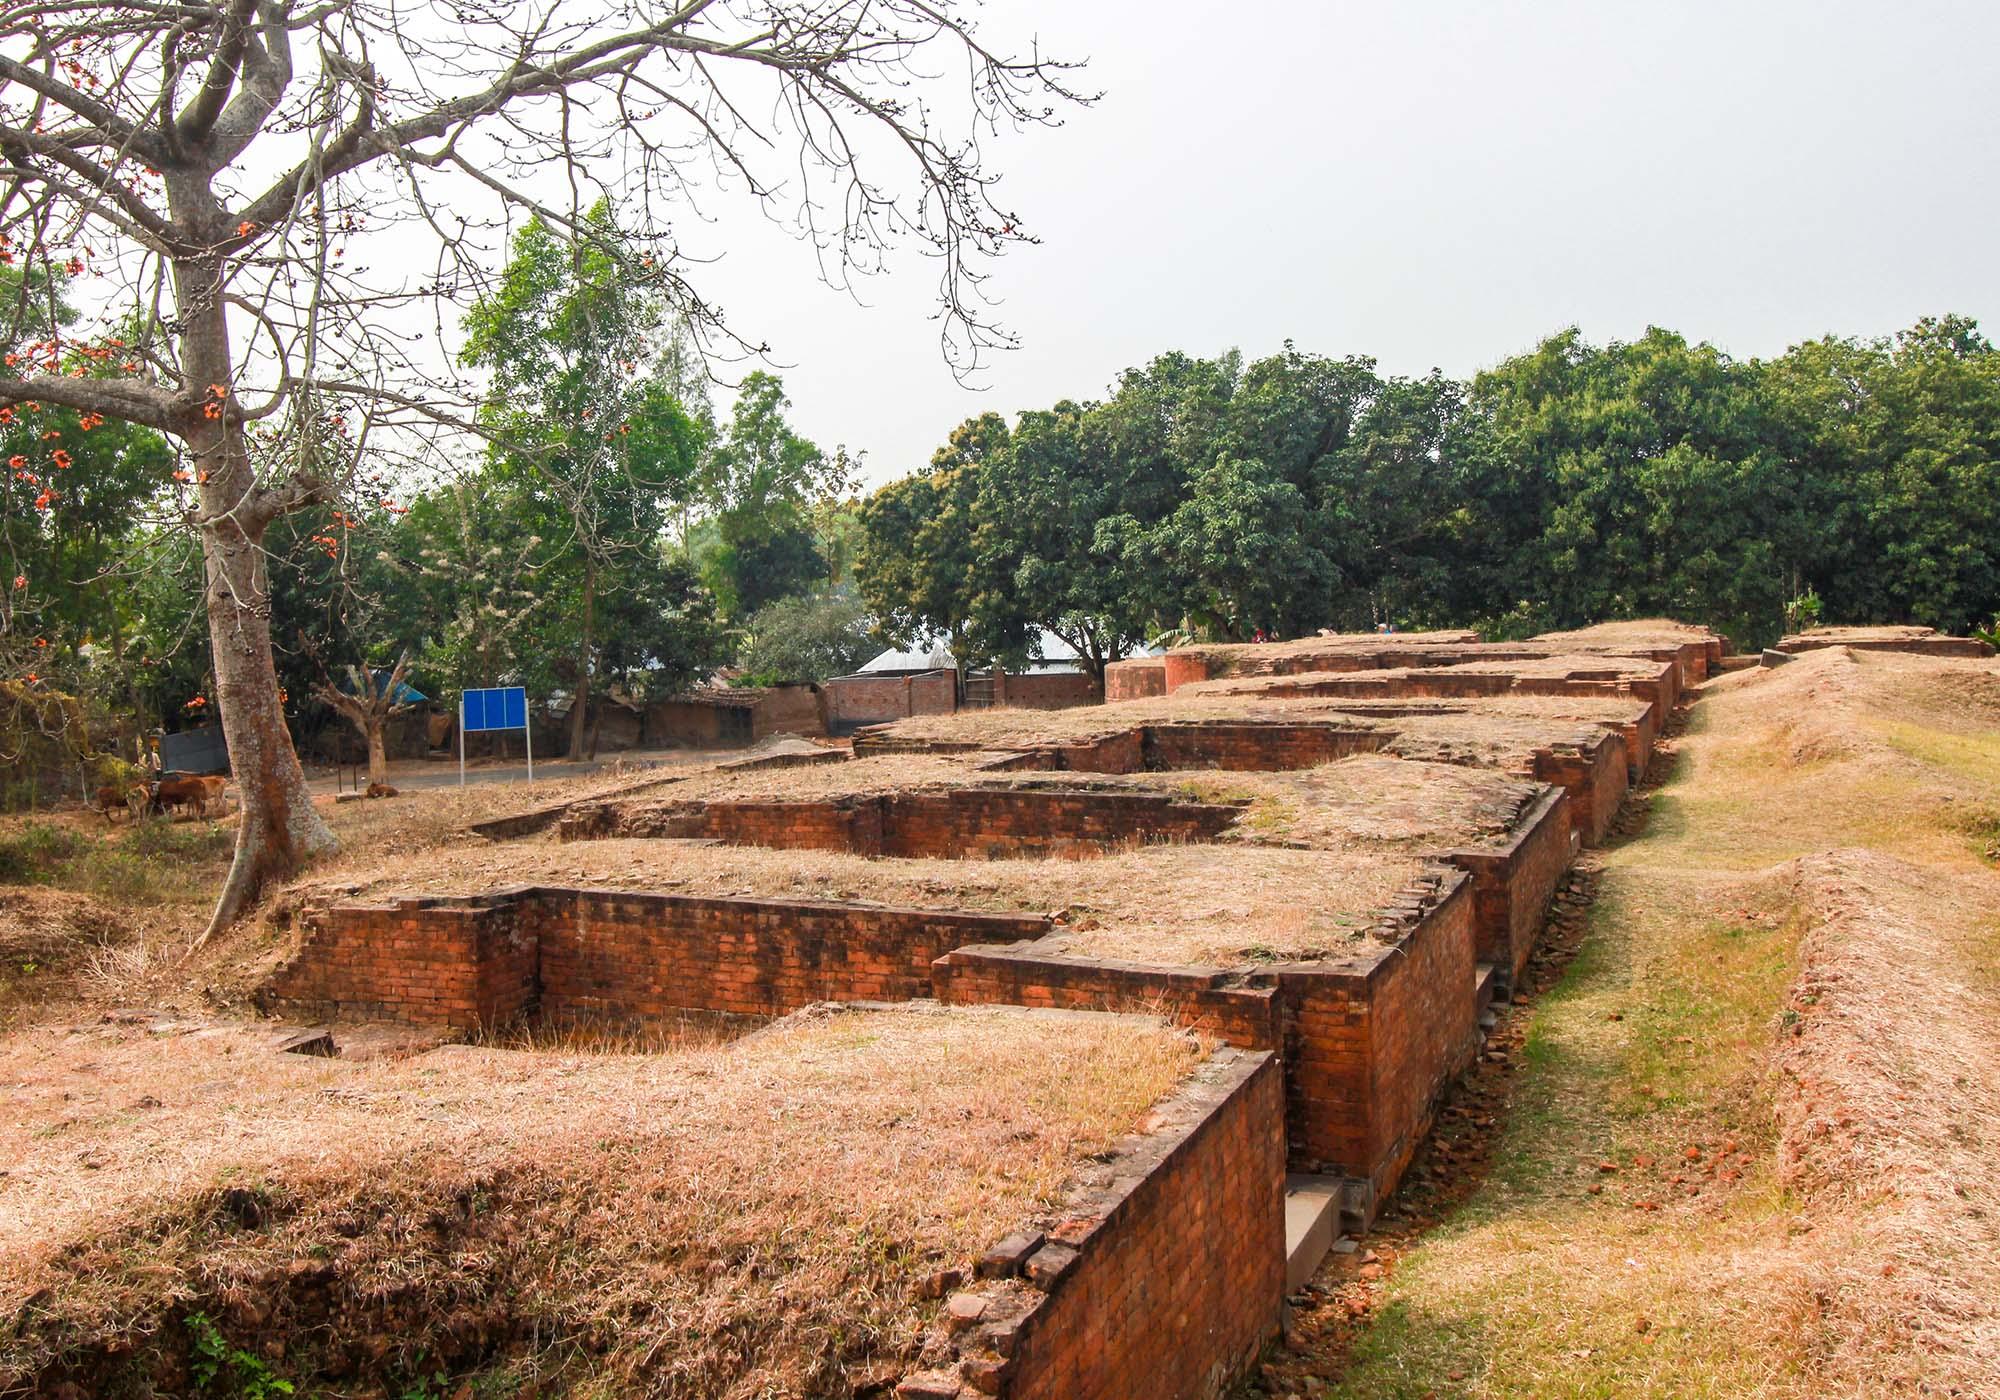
[176,246,335,945]
[366,722,389,787]
[567,563,595,760]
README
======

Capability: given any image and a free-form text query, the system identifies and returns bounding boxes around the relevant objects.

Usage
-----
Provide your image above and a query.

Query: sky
[670,0,2000,491]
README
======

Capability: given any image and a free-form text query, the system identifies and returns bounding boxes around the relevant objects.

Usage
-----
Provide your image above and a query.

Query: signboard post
[459,686,533,786]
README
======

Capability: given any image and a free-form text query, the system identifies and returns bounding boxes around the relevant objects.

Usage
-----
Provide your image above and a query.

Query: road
[305,748,712,796]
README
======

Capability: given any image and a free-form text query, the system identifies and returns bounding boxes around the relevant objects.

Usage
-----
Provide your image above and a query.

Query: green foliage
[862,318,2000,652]
[1784,588,1824,633]
[185,1311,294,1398]
[696,372,853,617]
[449,207,727,726]
[736,589,878,683]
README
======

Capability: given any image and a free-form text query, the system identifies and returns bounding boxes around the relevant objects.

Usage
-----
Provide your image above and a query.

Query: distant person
[1252,627,1271,644]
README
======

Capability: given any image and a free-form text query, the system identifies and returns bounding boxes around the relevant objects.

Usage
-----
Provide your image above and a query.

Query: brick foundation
[933,868,1480,1216]
[1445,787,1573,992]
[1103,656,1167,702]
[1527,731,1629,846]
[556,787,1243,859]
[263,887,1049,1028]
[906,1046,1285,1399]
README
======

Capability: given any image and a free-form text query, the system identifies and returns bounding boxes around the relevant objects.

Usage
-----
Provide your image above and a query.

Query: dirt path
[1250,649,2000,1400]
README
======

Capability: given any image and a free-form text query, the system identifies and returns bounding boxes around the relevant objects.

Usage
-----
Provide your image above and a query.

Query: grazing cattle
[193,774,231,817]
[92,785,130,823]
[125,783,153,821]
[152,775,209,819]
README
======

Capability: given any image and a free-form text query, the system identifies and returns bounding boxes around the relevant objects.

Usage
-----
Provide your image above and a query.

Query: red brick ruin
[261,630,1718,1398]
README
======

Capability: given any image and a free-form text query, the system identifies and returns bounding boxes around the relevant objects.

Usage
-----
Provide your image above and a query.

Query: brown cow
[193,774,231,817]
[91,785,130,823]
[152,775,209,819]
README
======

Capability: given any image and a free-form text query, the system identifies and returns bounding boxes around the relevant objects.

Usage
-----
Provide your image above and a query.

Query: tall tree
[0,0,1085,939]
[462,209,712,758]
[698,372,851,617]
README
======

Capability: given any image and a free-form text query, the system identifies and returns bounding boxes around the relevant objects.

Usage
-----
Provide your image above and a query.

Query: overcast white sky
[661,0,1999,491]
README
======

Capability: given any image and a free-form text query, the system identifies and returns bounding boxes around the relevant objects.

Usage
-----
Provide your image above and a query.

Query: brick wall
[266,887,1051,1030]
[750,684,828,739]
[991,671,1100,709]
[1143,722,1391,771]
[539,891,1045,1024]
[1445,787,1572,991]
[931,944,1283,1049]
[936,869,1485,1218]
[560,788,1243,859]
[1327,870,1480,1212]
[825,671,959,728]
[1528,732,1629,846]
[1161,652,1212,693]
[263,891,539,1029]
[1102,657,1166,702]
[976,722,1391,776]
[909,1047,1285,1400]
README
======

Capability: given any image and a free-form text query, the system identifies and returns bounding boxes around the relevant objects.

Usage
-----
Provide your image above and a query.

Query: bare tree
[311,646,409,788]
[0,0,1085,941]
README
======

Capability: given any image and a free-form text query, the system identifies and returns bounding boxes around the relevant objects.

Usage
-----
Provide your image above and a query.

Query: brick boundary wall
[897,1046,1286,1400]
[259,891,541,1030]
[1444,787,1574,993]
[989,671,1101,709]
[556,788,1244,859]
[1198,670,1673,745]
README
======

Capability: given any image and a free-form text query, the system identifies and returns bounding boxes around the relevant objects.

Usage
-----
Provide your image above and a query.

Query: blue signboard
[462,686,527,733]
[459,686,533,784]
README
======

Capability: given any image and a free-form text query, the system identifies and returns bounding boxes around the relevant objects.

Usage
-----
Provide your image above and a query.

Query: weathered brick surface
[1141,721,1390,770]
[265,888,1047,1028]
[937,869,1481,1213]
[825,671,959,728]
[931,944,1284,1049]
[1445,787,1572,991]
[1102,657,1166,702]
[561,788,1242,859]
[961,722,1389,776]
[924,1048,1285,1400]
[1274,871,1478,1206]
[989,671,1100,709]
[1528,731,1629,846]
[263,891,539,1030]
[539,892,1043,1023]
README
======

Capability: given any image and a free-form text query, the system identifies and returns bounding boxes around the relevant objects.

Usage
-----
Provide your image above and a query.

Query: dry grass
[0,1001,1204,1396]
[1320,645,2000,1399]
[1146,756,1539,851]
[1531,618,1721,646]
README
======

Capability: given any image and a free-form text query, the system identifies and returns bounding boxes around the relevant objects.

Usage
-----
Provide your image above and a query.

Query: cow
[151,775,209,819]
[193,774,231,817]
[91,785,131,823]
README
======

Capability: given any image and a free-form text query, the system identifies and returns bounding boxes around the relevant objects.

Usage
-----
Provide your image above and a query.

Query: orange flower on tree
[51,450,73,469]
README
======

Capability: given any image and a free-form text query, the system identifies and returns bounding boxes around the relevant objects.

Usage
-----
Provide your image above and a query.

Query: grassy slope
[1322,649,2000,1400]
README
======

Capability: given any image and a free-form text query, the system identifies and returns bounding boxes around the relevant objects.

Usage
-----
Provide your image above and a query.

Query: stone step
[1473,960,1500,1015]
[1284,1173,1346,1292]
